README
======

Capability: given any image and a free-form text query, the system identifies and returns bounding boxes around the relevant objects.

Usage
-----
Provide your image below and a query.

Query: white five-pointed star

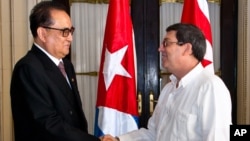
[103,45,132,90]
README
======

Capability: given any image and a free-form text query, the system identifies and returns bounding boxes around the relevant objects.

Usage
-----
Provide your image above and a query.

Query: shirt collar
[170,63,204,88]
[34,42,62,66]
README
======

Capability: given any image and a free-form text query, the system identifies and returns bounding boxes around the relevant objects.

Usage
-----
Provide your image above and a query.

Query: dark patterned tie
[58,61,67,78]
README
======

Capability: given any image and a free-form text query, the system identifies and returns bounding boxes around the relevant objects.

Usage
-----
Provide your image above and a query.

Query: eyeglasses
[162,39,184,48]
[42,26,75,37]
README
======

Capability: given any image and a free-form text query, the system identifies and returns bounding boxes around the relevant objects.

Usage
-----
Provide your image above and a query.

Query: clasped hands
[99,134,118,141]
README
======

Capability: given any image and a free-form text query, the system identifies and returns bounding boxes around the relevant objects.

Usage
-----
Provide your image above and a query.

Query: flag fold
[181,0,214,73]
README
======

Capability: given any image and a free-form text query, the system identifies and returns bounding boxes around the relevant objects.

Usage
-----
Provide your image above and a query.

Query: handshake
[99,134,120,141]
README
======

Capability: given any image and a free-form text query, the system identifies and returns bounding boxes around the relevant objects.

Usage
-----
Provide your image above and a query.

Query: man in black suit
[10,1,100,141]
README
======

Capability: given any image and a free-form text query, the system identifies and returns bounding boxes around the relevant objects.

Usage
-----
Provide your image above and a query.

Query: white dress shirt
[119,63,232,141]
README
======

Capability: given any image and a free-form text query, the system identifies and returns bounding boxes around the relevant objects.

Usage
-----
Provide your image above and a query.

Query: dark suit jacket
[10,44,100,141]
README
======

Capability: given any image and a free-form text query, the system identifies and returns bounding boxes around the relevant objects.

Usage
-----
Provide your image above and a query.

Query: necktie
[58,61,67,78]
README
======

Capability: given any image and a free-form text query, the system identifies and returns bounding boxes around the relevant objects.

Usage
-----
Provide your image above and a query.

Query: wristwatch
[115,136,120,141]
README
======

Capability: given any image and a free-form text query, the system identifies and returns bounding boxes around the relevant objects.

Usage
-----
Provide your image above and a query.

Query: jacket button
[69,110,73,115]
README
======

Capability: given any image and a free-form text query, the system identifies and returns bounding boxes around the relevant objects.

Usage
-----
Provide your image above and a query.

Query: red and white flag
[181,0,214,73]
[94,0,138,137]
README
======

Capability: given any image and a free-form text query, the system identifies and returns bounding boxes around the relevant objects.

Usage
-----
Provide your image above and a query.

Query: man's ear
[37,27,46,42]
[183,43,193,56]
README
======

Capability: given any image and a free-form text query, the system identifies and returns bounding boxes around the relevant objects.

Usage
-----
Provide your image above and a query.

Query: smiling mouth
[161,54,167,58]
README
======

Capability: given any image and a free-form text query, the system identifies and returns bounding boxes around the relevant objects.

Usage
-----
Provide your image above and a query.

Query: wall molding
[237,0,250,124]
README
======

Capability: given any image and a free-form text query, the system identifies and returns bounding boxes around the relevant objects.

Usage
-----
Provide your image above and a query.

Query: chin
[161,61,167,67]
[64,50,70,54]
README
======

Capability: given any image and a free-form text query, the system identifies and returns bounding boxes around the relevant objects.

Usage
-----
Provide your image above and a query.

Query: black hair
[29,1,68,37]
[166,23,206,61]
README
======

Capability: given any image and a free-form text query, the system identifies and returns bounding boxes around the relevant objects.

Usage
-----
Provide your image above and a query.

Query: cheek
[46,36,58,45]
[165,49,174,60]
[163,49,179,65]
[168,47,181,57]
[51,37,65,47]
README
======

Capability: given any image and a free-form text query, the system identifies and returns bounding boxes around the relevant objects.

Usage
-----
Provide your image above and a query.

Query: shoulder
[62,58,73,65]
[201,70,227,88]
[63,58,75,70]
[13,50,39,69]
[197,70,230,100]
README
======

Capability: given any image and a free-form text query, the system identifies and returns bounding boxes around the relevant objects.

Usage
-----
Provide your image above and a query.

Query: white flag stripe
[198,0,214,73]
[98,106,138,136]
[204,40,213,63]
[198,0,210,22]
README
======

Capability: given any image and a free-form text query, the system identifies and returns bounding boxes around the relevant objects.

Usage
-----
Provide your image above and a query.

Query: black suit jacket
[10,44,100,141]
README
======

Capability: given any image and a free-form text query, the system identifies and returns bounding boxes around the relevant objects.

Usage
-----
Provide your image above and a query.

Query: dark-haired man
[10,1,100,141]
[102,23,232,141]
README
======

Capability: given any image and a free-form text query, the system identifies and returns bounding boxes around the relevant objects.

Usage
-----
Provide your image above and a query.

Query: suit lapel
[31,45,76,107]
[63,59,83,110]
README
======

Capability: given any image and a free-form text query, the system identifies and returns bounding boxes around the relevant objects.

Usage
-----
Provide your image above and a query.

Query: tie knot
[58,61,65,69]
[58,61,67,78]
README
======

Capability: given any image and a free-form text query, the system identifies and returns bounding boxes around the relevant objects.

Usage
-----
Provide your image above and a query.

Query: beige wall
[0,0,32,141]
[237,0,250,124]
[0,0,13,140]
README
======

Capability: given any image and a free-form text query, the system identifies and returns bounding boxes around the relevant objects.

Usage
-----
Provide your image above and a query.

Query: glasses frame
[162,39,184,48]
[42,26,75,37]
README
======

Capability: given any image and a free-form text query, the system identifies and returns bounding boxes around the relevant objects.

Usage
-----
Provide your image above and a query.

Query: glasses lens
[62,27,75,37]
[63,29,70,37]
[162,40,184,47]
[70,27,75,35]
[163,40,168,47]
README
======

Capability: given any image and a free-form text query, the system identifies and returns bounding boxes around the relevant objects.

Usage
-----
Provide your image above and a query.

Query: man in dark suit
[10,1,100,141]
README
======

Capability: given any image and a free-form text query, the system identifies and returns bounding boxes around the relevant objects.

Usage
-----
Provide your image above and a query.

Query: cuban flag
[94,0,139,137]
[181,0,215,73]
